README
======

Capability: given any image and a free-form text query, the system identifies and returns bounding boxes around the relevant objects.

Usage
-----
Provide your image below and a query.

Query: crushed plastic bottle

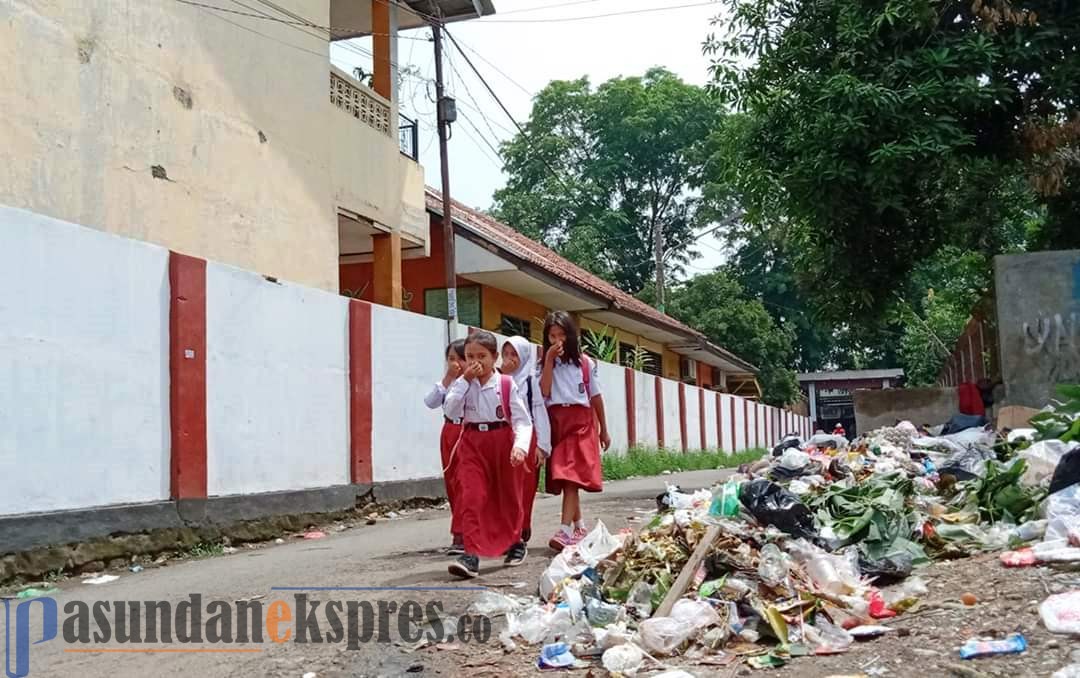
[538,642,577,669]
[958,633,1028,659]
[757,543,790,586]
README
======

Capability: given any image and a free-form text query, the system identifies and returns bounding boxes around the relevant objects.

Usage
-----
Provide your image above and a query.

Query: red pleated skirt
[518,432,540,541]
[456,425,525,557]
[545,405,603,494]
[440,420,463,537]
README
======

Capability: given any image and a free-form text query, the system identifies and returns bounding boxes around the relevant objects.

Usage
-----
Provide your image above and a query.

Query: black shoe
[504,542,527,567]
[448,554,479,579]
[446,542,465,556]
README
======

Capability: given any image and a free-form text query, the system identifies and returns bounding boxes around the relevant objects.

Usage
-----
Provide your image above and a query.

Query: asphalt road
[5,469,728,678]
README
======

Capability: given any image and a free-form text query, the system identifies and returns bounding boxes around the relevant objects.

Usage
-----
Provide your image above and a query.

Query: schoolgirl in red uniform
[423,339,467,554]
[443,331,533,578]
[500,335,552,562]
[540,311,611,551]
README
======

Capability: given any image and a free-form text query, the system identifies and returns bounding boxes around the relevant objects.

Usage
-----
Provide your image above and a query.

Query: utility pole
[432,21,458,338]
[653,220,665,313]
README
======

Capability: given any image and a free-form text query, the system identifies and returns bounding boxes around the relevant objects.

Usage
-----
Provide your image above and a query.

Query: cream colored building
[0,0,491,295]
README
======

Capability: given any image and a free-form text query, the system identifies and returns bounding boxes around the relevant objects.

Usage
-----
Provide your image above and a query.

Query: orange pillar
[372,0,392,100]
[372,232,402,308]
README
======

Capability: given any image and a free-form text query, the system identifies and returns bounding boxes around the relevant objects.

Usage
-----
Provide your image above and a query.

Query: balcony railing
[330,69,391,137]
[399,114,419,161]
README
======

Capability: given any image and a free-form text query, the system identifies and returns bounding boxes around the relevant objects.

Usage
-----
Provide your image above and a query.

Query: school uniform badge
[578,382,586,394]
[495,405,505,420]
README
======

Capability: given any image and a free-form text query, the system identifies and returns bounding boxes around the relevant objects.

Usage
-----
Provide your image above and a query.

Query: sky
[329,0,731,273]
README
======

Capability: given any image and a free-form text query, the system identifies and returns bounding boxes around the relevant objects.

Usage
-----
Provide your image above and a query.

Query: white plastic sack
[601,643,645,675]
[788,480,811,496]
[577,520,622,565]
[779,449,810,470]
[539,552,587,599]
[1008,428,1038,443]
[807,433,848,450]
[595,621,632,649]
[1046,484,1080,543]
[897,421,919,436]
[1020,441,1080,487]
[508,605,571,645]
[637,616,694,656]
[670,598,721,631]
[1040,590,1080,635]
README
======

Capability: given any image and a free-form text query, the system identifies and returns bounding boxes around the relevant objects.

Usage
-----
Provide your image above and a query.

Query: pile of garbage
[497,385,1080,673]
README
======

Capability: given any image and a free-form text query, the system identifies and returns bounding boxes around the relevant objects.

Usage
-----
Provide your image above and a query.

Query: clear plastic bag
[1046,484,1080,543]
[758,543,791,586]
[577,520,622,566]
[1019,441,1078,486]
[670,598,721,631]
[468,591,522,616]
[637,616,695,656]
[1041,591,1080,635]
[601,643,645,675]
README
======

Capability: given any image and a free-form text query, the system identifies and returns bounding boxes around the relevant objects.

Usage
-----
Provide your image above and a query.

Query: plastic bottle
[758,543,790,586]
[958,633,1028,659]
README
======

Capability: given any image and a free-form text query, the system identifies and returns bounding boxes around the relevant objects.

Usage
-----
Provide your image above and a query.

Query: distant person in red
[833,423,846,438]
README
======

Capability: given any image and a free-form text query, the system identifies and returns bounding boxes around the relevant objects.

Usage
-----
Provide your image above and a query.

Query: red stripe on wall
[678,382,688,452]
[169,252,207,500]
[698,388,706,451]
[655,376,665,449]
[729,396,736,452]
[349,300,374,484]
[625,368,636,448]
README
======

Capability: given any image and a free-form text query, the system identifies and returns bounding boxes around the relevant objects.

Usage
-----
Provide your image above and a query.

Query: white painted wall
[702,391,718,450]
[633,375,656,448]
[372,307,448,482]
[661,378,682,451]
[0,207,170,515]
[718,394,735,453]
[733,398,748,451]
[206,263,349,495]
[684,386,702,451]
[597,362,628,454]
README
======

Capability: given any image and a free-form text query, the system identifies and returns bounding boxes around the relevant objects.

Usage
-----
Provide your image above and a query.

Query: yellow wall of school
[480,285,549,343]
[663,349,681,380]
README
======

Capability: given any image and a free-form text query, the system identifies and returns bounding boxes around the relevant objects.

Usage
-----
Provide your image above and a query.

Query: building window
[619,341,662,377]
[424,286,481,326]
[500,314,531,338]
[680,357,697,383]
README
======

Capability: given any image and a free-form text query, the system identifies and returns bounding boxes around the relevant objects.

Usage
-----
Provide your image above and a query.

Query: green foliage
[1030,385,1080,442]
[582,326,619,363]
[703,0,1080,320]
[493,68,720,294]
[665,271,800,405]
[623,345,656,373]
[602,447,766,481]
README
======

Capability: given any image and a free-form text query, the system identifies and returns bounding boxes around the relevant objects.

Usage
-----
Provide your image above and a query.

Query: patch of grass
[601,446,766,481]
[44,568,65,583]
[184,542,225,559]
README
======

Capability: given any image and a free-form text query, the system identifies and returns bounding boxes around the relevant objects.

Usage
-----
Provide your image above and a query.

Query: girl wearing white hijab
[499,335,552,565]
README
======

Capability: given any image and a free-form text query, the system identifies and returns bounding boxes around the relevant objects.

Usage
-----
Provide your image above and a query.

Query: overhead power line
[475,1,721,23]
[174,0,431,40]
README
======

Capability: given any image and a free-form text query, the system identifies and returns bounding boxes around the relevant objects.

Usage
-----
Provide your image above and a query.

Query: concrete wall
[635,374,659,448]
[597,362,629,454]
[996,250,1080,408]
[206,263,350,496]
[661,378,682,451]
[685,386,702,451]
[703,391,719,450]
[853,387,959,433]
[0,206,171,515]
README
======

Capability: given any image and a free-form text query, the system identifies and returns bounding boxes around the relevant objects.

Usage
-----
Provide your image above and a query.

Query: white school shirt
[423,382,447,409]
[520,372,552,455]
[546,356,602,407]
[444,373,534,452]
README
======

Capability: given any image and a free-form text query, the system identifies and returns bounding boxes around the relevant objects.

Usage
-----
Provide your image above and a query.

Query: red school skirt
[456,423,525,558]
[545,405,603,494]
[440,419,463,537]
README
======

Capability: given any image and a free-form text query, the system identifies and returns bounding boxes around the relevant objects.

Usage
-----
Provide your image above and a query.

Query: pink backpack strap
[499,374,513,422]
[580,356,590,394]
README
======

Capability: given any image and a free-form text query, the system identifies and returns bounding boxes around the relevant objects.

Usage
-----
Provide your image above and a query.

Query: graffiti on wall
[1022,312,1080,382]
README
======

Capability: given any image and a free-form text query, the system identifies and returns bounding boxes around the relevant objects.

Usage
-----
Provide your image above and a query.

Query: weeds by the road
[602,446,765,481]
[184,542,225,559]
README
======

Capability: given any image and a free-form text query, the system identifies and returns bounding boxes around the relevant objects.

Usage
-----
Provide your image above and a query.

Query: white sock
[574,519,586,530]
[561,524,574,537]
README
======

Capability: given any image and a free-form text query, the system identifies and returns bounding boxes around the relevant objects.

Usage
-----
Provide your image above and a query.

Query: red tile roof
[425,189,704,339]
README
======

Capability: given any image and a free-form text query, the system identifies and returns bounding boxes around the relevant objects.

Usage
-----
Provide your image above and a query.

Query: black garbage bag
[941,414,988,435]
[738,479,817,540]
[656,485,682,512]
[771,435,802,457]
[858,553,913,586]
[1049,448,1080,495]
[939,446,995,481]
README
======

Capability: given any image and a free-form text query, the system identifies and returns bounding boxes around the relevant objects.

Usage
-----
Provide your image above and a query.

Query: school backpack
[498,373,512,422]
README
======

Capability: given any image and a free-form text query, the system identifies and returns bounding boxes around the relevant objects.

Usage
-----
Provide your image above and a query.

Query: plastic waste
[670,598,721,631]
[779,448,810,471]
[882,577,928,611]
[739,479,817,540]
[867,590,896,619]
[1019,441,1079,487]
[661,485,713,511]
[858,553,913,586]
[958,633,1027,659]
[758,543,791,586]
[789,540,862,596]
[584,598,622,627]
[788,479,812,495]
[638,616,695,656]
[848,625,895,639]
[1011,519,1048,542]
[576,520,622,566]
[652,672,697,678]
[627,580,654,618]
[1052,666,1080,678]
[1040,590,1080,635]
[941,415,989,436]
[16,587,58,599]
[539,552,586,600]
[1046,484,1080,543]
[772,434,803,457]
[601,643,645,675]
[709,480,742,517]
[595,621,632,649]
[538,642,577,669]
[1007,428,1038,443]
[469,591,522,616]
[562,584,584,621]
[938,446,995,481]
[508,605,571,645]
[82,574,119,585]
[805,617,853,654]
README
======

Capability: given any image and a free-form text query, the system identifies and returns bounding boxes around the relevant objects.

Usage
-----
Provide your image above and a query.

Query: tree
[665,271,800,406]
[493,68,720,301]
[704,0,1080,320]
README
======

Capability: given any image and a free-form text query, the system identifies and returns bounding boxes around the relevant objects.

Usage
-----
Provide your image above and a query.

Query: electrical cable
[475,1,721,23]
